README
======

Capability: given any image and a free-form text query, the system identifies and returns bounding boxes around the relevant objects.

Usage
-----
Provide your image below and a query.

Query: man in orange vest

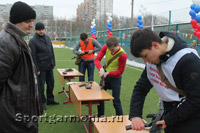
[94,36,127,117]
[73,33,102,81]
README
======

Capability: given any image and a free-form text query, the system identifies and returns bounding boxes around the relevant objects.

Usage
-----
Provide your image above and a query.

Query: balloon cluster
[91,19,97,40]
[107,13,113,38]
[137,16,143,30]
[189,0,200,39]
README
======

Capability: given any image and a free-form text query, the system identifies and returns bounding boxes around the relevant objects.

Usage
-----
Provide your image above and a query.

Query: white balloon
[108,16,112,20]
[107,12,111,16]
[193,0,200,5]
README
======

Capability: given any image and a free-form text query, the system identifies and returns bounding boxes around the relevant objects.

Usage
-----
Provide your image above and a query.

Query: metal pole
[71,21,72,42]
[103,0,106,45]
[100,0,101,28]
[131,0,134,27]
[126,18,129,46]
[169,10,171,32]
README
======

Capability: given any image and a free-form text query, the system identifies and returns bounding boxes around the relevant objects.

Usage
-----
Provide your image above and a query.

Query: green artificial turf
[38,48,159,133]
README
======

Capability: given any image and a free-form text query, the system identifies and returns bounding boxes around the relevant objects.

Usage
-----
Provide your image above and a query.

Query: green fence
[66,23,197,65]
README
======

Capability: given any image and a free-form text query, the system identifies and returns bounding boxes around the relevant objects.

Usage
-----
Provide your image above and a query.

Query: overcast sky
[1,0,193,22]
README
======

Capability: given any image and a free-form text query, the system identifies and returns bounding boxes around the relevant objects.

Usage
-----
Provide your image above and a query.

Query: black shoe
[43,104,47,110]
[47,101,59,105]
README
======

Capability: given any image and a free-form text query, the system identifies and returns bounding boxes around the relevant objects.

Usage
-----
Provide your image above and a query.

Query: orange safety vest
[80,38,95,59]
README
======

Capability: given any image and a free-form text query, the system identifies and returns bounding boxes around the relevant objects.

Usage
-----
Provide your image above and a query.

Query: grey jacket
[73,38,102,61]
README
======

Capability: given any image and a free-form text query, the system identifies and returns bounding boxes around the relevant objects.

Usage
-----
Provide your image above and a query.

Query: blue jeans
[39,69,55,104]
[97,76,123,116]
[78,60,95,82]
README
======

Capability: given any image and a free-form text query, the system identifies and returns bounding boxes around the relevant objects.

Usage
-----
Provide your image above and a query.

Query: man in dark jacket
[129,28,200,133]
[29,22,59,110]
[0,1,42,133]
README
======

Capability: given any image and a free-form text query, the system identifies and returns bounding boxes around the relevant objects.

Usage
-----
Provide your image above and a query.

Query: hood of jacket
[159,31,188,62]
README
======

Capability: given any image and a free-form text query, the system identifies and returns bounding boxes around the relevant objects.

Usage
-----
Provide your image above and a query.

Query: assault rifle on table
[126,101,164,133]
[79,82,93,89]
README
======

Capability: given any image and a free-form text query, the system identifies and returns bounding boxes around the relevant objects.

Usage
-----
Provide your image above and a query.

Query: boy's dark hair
[106,36,119,47]
[80,33,88,41]
[130,28,162,57]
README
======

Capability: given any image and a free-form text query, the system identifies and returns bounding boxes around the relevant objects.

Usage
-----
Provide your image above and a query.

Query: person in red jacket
[94,36,127,117]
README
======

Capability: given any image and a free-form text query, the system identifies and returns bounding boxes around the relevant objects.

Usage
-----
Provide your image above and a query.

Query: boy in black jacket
[129,28,200,133]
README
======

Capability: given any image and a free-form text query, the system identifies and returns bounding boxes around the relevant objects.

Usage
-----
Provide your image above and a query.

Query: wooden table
[93,115,149,133]
[70,81,114,133]
[57,68,83,104]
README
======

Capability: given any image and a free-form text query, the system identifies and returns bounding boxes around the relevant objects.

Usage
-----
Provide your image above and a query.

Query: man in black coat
[29,22,59,110]
[0,1,42,132]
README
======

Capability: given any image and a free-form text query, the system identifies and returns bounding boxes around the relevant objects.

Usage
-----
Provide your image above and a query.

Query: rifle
[79,82,93,89]
[99,75,105,90]
[126,101,164,133]
[71,51,89,60]
[99,63,106,90]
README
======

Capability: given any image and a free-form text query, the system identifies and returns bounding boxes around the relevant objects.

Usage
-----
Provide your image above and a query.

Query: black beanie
[35,22,45,30]
[9,1,36,24]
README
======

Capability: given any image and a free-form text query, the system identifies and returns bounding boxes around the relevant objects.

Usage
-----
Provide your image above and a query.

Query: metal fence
[66,22,197,64]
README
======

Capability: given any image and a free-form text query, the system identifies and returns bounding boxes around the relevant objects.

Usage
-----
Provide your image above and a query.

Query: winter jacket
[0,22,42,133]
[29,33,55,71]
[129,31,200,132]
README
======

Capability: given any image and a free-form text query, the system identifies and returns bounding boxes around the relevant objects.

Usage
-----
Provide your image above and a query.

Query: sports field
[38,48,159,133]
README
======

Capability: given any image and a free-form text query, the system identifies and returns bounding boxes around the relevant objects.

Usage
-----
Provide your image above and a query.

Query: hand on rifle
[87,50,93,55]
[99,68,105,77]
[99,68,109,78]
[79,51,85,55]
[131,117,146,131]
[156,120,167,129]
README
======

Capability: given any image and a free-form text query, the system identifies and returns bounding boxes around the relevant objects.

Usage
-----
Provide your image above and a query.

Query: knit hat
[35,22,45,30]
[9,1,36,24]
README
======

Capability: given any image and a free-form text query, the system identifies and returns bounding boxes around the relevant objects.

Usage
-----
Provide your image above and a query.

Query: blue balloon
[195,14,200,23]
[137,20,139,23]
[139,25,144,29]
[138,20,143,25]
[138,16,142,20]
[109,21,112,24]
[192,16,196,19]
[195,5,200,13]
[93,33,96,35]
[190,4,196,10]
[189,10,196,17]
[137,24,140,28]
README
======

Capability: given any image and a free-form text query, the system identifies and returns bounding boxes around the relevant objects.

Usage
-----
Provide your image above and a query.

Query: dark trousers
[97,76,123,117]
[78,60,95,82]
[39,69,55,104]
[163,101,200,133]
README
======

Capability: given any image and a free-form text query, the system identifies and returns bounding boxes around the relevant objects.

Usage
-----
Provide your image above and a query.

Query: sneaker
[47,101,59,105]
